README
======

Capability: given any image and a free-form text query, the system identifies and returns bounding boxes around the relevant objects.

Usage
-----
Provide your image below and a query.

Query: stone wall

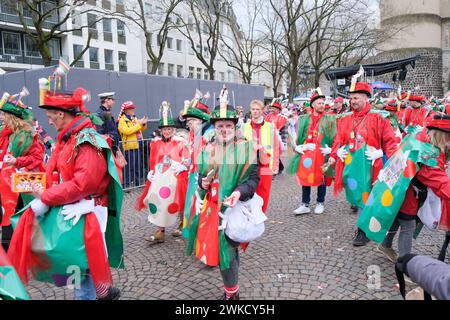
[442,18,450,93]
[368,48,443,97]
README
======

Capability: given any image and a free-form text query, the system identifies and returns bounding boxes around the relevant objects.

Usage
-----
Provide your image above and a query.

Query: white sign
[337,79,346,86]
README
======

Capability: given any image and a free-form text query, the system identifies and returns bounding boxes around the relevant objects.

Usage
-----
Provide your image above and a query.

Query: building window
[196,44,201,54]
[196,67,202,80]
[158,62,164,75]
[89,47,99,69]
[188,17,194,31]
[202,23,208,34]
[176,39,182,52]
[103,19,112,41]
[87,13,98,39]
[157,34,162,46]
[168,63,174,76]
[118,51,127,72]
[72,11,83,36]
[177,65,183,78]
[219,72,225,82]
[1,0,17,15]
[24,36,40,57]
[167,37,173,49]
[188,66,194,79]
[42,1,58,23]
[73,44,84,67]
[188,45,194,55]
[117,20,126,44]
[3,32,21,56]
[203,46,209,58]
[204,69,209,80]
[48,38,60,59]
[104,49,114,70]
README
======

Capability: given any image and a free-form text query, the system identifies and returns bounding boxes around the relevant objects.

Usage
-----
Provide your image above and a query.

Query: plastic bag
[418,188,442,230]
[224,193,267,243]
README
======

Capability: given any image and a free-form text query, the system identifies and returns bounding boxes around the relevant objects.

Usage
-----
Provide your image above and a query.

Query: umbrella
[372,81,394,90]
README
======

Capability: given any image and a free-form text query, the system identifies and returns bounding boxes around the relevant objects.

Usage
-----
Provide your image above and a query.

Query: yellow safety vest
[243,120,275,170]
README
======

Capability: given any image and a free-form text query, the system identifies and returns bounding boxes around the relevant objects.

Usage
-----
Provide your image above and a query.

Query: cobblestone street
[27,170,445,300]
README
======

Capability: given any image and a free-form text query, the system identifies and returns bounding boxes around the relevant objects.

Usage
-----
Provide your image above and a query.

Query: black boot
[97,287,121,300]
[353,229,370,247]
[1,225,13,253]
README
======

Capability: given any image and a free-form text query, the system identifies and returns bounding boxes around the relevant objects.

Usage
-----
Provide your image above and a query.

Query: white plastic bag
[418,188,442,230]
[223,193,267,243]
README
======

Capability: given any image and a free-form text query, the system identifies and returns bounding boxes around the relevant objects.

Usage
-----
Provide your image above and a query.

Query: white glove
[337,146,348,162]
[365,146,383,165]
[320,144,331,155]
[304,143,316,151]
[61,198,95,226]
[30,199,49,218]
[147,170,155,183]
[170,161,188,176]
[295,144,306,155]
[194,191,204,215]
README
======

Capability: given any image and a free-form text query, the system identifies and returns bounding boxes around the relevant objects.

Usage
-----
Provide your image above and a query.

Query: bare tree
[11,0,103,66]
[219,0,265,84]
[269,0,340,101]
[174,0,233,80]
[260,8,288,97]
[111,0,182,74]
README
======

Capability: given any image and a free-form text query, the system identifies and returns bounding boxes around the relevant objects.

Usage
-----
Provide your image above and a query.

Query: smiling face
[349,93,368,112]
[161,126,175,139]
[214,119,235,144]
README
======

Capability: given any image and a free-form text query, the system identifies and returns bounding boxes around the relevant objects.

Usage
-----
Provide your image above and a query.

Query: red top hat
[385,99,398,111]
[349,82,372,97]
[39,87,89,114]
[426,114,450,133]
[408,95,425,102]
[310,92,325,105]
[271,101,282,109]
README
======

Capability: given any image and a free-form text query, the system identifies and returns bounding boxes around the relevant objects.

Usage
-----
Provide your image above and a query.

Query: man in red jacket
[328,82,398,246]
[403,94,434,133]
[265,98,288,174]
[19,86,122,300]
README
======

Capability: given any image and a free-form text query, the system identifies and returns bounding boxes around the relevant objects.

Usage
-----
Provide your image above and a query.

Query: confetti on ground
[277,273,288,280]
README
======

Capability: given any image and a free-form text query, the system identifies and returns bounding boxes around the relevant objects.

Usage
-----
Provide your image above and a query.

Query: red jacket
[331,103,398,195]
[41,116,110,207]
[403,107,434,129]
[265,113,287,131]
[400,130,450,216]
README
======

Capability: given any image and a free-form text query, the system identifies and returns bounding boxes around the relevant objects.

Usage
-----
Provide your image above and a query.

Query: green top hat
[0,90,33,121]
[210,86,238,123]
[159,101,176,128]
[182,90,211,122]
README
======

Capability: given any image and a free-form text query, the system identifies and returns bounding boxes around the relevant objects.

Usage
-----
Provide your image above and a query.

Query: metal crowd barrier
[119,138,152,191]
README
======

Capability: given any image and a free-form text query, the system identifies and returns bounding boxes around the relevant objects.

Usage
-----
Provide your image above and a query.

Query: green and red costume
[330,103,398,208]
[186,139,257,269]
[358,128,450,243]
[8,116,124,289]
[288,112,336,186]
[0,127,45,227]
[0,246,28,300]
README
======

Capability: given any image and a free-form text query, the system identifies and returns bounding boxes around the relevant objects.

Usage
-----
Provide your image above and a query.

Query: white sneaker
[314,203,325,214]
[294,204,311,215]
